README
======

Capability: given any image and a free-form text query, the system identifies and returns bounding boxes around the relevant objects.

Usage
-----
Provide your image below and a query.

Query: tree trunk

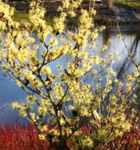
[103,0,113,9]
[49,139,70,150]
[107,0,113,9]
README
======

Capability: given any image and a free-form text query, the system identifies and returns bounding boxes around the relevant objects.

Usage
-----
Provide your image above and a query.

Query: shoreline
[3,1,140,25]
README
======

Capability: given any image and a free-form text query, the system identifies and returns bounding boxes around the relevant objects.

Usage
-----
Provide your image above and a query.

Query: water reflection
[0,72,26,124]
[96,29,140,78]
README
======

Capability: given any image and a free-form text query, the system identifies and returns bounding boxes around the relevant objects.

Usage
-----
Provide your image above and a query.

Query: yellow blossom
[38,134,46,140]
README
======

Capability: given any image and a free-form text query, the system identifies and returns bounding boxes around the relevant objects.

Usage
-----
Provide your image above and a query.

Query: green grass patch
[115,0,140,9]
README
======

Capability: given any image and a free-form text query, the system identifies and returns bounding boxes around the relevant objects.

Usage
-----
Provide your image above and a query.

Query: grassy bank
[115,0,140,9]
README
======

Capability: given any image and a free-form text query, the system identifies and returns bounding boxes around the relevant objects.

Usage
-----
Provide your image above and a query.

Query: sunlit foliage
[0,0,138,149]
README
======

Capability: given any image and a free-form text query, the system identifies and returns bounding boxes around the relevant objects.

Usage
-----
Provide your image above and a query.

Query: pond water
[0,27,140,125]
[0,72,26,124]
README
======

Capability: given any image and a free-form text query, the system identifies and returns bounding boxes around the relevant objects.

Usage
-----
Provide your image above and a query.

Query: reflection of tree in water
[100,28,140,115]
[102,26,140,79]
[117,32,140,79]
